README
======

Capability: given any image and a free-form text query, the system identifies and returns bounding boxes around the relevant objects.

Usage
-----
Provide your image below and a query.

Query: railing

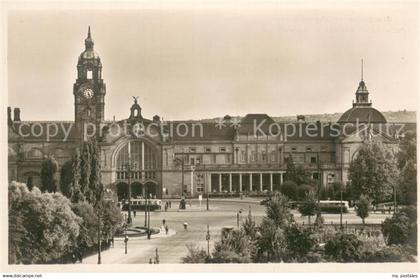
[116,170,157,180]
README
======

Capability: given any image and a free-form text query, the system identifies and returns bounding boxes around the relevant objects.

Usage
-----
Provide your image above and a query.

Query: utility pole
[147,193,151,239]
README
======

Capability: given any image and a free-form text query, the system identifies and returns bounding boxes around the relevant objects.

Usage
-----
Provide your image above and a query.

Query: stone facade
[7,28,401,199]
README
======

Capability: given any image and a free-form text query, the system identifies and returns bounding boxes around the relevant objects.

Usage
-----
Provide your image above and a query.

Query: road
[82,199,392,264]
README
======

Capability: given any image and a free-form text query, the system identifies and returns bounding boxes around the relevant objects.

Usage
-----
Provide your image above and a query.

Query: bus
[318,200,349,213]
[120,198,162,211]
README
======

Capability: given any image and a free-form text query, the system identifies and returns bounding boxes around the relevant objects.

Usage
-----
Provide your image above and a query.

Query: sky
[7,1,419,121]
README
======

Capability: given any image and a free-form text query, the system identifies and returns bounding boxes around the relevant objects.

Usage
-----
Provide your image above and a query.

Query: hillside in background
[198,110,416,123]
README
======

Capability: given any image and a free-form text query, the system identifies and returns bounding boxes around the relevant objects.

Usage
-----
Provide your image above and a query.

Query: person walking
[165,225,169,235]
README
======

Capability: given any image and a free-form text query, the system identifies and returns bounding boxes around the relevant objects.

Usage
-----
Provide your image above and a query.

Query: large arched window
[116,140,158,171]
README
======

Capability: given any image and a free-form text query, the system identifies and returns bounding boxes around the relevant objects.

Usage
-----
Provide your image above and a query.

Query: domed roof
[338,106,386,124]
[79,49,100,60]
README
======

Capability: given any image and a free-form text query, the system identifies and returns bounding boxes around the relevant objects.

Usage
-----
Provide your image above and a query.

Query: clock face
[83,89,94,99]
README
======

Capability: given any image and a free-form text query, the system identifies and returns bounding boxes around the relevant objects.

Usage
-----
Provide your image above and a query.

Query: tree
[70,150,84,203]
[60,160,74,199]
[40,156,59,193]
[183,244,208,263]
[241,207,257,239]
[264,193,294,228]
[355,194,370,225]
[284,224,315,258]
[324,233,363,262]
[280,181,298,200]
[283,155,311,185]
[382,207,416,247]
[211,230,254,263]
[349,142,397,203]
[255,218,286,262]
[71,201,98,256]
[296,184,314,200]
[397,131,417,205]
[298,191,318,225]
[8,182,80,264]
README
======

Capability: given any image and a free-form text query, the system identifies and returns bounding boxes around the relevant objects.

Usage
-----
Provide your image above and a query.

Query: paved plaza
[82,199,393,264]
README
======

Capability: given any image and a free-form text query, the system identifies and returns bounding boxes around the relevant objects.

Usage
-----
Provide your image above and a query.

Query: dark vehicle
[318,200,349,213]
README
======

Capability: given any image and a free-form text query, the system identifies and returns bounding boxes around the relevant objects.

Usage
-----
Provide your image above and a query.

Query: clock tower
[73,26,106,138]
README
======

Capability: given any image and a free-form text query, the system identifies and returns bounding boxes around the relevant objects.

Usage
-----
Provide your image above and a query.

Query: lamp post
[147,193,151,239]
[124,161,137,225]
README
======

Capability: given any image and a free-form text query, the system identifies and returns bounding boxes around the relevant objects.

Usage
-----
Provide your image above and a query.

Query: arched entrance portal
[114,139,161,198]
[116,182,128,200]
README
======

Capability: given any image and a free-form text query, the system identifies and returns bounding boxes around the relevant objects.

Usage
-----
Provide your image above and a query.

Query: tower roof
[79,26,100,61]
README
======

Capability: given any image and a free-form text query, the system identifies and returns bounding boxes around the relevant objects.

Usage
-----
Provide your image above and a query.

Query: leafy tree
[283,155,298,183]
[26,176,34,191]
[8,182,80,264]
[382,207,417,247]
[296,184,314,200]
[183,244,208,263]
[264,193,293,228]
[255,218,286,262]
[348,142,397,203]
[70,150,84,203]
[397,131,417,205]
[324,233,363,262]
[298,191,318,225]
[284,224,315,258]
[241,207,257,239]
[355,194,370,225]
[71,201,98,256]
[283,155,311,185]
[100,199,123,240]
[280,181,298,200]
[40,156,59,193]
[60,160,74,198]
[211,230,254,263]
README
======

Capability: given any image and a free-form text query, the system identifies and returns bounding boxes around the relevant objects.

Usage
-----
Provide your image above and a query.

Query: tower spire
[361,59,364,81]
[87,26,91,39]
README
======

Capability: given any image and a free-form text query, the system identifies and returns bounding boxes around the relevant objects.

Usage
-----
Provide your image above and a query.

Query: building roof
[337,106,387,124]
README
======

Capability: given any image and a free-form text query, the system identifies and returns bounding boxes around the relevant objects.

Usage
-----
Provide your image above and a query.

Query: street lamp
[123,161,137,225]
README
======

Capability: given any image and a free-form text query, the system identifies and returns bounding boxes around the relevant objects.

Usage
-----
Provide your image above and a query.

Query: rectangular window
[312,173,319,180]
[291,147,297,151]
[327,173,335,184]
[241,151,246,162]
[189,147,196,152]
[220,147,226,152]
[205,147,211,153]
[262,151,266,162]
[306,147,312,151]
[251,151,256,162]
[190,158,195,165]
[310,156,317,164]
[271,151,276,162]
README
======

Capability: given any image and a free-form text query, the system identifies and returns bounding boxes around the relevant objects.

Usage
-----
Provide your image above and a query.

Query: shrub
[280,181,298,200]
[355,194,370,225]
[285,224,315,258]
[296,184,314,200]
[324,233,363,262]
[211,230,253,263]
[182,244,208,263]
[382,211,412,246]
[364,245,416,262]
[298,191,318,225]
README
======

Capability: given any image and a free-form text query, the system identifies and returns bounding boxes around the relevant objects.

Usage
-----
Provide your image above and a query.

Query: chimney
[13,108,21,122]
[297,115,305,122]
[7,107,12,125]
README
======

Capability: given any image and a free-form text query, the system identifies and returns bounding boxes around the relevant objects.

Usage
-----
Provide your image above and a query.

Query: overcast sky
[7,1,419,121]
